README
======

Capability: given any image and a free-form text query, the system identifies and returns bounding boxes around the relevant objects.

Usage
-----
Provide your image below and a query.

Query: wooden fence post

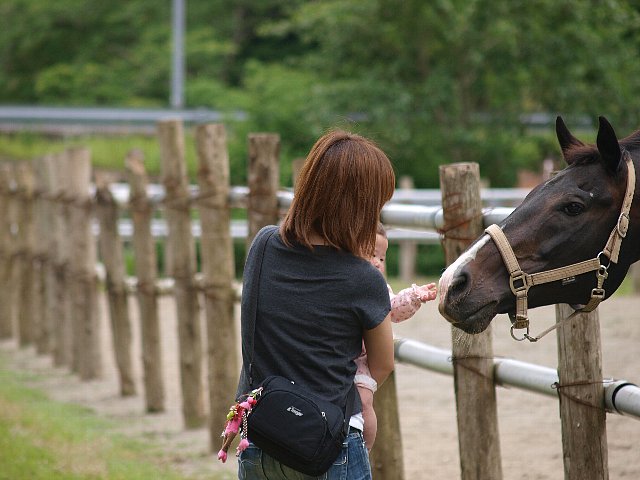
[95,174,135,396]
[247,133,280,247]
[33,156,52,355]
[631,263,640,294]
[369,372,405,479]
[439,163,503,480]
[15,162,37,347]
[555,304,608,479]
[7,164,20,342]
[125,149,165,413]
[67,147,101,380]
[46,152,72,367]
[195,124,238,451]
[24,161,43,352]
[291,157,305,189]
[158,118,205,428]
[0,164,15,339]
[398,176,417,283]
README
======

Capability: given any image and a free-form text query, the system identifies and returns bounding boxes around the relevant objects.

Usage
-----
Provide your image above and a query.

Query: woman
[236,130,396,479]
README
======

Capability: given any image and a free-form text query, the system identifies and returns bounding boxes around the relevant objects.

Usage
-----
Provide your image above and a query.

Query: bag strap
[246,226,278,387]
[342,383,356,437]
[246,226,357,430]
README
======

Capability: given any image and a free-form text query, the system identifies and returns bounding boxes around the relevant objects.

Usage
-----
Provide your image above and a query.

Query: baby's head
[370,223,389,275]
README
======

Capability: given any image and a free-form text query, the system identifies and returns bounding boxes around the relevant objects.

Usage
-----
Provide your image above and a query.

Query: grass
[0,126,253,186]
[0,131,196,180]
[0,355,227,480]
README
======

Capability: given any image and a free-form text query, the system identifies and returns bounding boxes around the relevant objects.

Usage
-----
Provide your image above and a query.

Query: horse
[438,116,639,340]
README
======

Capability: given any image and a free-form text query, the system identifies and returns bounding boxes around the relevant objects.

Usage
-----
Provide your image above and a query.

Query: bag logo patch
[287,406,304,416]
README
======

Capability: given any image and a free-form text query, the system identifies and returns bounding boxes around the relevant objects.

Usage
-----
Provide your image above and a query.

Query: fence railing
[394,338,640,419]
[0,120,638,480]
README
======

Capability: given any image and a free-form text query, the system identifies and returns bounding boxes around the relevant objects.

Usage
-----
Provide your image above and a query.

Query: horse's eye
[563,202,584,216]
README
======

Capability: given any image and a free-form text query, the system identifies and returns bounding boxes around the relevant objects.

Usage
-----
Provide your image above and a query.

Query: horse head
[438,116,640,335]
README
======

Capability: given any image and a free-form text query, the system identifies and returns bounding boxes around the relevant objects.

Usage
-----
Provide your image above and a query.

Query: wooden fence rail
[0,121,638,480]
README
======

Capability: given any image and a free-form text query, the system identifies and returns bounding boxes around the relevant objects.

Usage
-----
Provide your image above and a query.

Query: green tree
[3,0,640,187]
[0,1,171,105]
[253,0,640,186]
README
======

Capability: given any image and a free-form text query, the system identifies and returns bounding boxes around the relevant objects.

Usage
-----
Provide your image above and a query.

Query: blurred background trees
[2,0,640,187]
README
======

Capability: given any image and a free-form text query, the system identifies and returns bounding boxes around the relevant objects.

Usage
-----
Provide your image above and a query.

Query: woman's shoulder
[248,225,279,252]
[341,256,388,292]
[256,225,279,239]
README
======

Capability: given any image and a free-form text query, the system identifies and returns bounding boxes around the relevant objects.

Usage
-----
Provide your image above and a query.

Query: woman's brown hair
[280,130,395,258]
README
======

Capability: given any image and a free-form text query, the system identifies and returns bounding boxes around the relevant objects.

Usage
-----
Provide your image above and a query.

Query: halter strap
[485,151,635,342]
[603,150,635,263]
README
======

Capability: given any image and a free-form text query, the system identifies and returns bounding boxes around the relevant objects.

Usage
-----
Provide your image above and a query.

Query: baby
[355,223,437,450]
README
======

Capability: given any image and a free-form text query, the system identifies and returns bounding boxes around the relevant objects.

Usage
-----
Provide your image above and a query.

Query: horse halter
[485,150,636,342]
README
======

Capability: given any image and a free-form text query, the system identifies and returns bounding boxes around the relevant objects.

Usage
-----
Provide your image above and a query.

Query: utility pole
[171,0,185,109]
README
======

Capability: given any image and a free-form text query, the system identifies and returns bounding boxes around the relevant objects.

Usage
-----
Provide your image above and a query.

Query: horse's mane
[565,128,640,166]
[622,129,640,151]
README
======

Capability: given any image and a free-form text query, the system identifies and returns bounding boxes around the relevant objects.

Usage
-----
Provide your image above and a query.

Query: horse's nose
[439,261,475,315]
[439,268,471,322]
[447,271,470,299]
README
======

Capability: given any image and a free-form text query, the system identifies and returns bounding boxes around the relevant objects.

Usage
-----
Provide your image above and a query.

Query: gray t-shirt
[236,226,391,413]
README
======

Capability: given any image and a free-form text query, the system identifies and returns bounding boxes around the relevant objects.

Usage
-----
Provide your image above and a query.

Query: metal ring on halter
[597,251,612,270]
[510,325,529,342]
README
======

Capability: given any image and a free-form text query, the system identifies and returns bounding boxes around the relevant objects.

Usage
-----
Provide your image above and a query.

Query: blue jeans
[238,429,371,480]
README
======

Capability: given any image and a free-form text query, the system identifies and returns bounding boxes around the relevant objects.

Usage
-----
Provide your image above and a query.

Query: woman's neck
[308,232,328,246]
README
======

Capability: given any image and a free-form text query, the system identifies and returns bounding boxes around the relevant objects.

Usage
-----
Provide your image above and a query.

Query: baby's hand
[412,283,437,303]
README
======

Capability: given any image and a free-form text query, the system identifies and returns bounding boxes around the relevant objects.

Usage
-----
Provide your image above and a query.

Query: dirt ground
[2,291,639,479]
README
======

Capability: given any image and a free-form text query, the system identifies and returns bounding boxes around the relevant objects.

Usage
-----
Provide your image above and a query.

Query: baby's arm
[389,282,437,323]
[354,347,378,393]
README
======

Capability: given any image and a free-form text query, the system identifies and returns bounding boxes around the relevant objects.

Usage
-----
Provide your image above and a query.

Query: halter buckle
[591,287,605,301]
[509,271,528,294]
[617,212,630,238]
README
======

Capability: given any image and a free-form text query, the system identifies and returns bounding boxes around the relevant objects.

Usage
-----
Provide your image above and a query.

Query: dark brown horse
[438,116,639,337]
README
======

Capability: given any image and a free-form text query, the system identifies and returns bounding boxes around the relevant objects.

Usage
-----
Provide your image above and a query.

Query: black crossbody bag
[244,227,356,476]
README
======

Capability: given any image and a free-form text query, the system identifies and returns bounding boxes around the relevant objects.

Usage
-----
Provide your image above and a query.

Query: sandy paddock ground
[1,292,639,479]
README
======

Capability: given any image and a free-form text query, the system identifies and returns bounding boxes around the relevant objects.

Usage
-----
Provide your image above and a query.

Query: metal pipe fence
[394,337,640,420]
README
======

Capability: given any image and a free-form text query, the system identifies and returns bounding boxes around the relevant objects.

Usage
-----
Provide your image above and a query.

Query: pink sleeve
[389,286,422,323]
[354,341,372,377]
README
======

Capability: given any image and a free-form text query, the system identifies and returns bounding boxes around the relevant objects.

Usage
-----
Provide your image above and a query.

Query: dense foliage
[2,0,640,187]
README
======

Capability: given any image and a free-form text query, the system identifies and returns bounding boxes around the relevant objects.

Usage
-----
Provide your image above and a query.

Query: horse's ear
[596,116,622,172]
[556,116,584,164]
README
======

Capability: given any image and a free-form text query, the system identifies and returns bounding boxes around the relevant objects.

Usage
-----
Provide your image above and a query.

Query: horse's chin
[439,302,498,334]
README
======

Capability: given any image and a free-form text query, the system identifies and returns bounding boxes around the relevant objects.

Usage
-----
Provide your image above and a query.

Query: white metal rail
[101,183,519,242]
[394,337,640,420]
